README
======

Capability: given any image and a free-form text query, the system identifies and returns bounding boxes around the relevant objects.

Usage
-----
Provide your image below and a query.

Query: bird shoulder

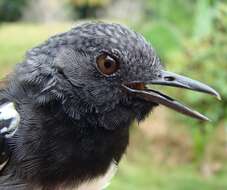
[0,102,20,172]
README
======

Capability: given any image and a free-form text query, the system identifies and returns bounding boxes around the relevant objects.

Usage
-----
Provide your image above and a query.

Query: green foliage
[108,156,227,190]
[68,0,110,19]
[0,0,28,22]
[143,0,196,35]
[0,23,72,77]
[138,0,227,161]
[141,22,182,56]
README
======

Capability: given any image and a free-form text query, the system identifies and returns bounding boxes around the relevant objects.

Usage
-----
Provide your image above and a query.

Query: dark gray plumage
[0,22,219,190]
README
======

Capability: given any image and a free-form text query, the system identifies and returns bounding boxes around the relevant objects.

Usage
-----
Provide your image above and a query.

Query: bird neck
[9,100,130,188]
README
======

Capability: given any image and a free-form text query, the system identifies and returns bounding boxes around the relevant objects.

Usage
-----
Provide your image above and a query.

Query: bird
[0,22,220,190]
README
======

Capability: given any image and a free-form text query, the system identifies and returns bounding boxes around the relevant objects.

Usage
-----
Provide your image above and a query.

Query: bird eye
[96,54,119,76]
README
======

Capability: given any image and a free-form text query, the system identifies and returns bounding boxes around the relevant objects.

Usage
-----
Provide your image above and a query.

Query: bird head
[18,23,220,129]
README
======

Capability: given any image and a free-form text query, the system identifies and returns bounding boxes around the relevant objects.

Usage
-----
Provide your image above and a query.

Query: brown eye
[96,54,119,75]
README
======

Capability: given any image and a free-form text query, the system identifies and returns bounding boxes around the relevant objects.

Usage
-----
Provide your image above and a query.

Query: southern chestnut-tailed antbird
[0,22,220,190]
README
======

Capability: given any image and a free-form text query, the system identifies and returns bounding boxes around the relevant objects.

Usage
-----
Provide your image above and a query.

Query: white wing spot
[0,102,20,138]
[0,158,8,171]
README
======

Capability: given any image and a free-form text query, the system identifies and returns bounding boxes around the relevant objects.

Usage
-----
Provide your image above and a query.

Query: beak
[122,70,221,121]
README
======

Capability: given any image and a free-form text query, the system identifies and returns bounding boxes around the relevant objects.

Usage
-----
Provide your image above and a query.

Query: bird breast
[34,161,117,190]
[73,162,117,190]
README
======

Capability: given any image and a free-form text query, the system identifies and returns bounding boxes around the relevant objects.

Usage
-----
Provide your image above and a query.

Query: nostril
[164,76,175,81]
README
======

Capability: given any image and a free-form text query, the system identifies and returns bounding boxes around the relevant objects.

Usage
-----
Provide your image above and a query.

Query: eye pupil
[96,53,119,76]
[104,59,113,69]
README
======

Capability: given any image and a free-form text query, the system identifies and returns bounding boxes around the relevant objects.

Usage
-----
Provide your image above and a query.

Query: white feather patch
[75,162,117,190]
[0,102,20,138]
[0,158,8,171]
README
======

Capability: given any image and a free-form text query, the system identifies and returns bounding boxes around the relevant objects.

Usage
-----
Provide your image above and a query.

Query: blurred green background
[0,0,227,189]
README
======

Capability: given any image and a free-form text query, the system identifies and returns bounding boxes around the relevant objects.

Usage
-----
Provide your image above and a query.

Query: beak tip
[216,94,222,101]
[198,114,211,122]
[209,88,221,100]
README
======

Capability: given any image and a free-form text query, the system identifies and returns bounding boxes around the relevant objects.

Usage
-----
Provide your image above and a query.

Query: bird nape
[0,22,220,190]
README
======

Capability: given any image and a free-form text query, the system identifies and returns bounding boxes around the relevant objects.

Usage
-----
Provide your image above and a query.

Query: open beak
[122,70,221,121]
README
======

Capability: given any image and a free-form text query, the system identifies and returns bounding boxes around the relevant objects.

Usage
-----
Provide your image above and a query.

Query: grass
[108,126,227,190]
[0,22,227,190]
[109,159,227,190]
[0,22,72,77]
